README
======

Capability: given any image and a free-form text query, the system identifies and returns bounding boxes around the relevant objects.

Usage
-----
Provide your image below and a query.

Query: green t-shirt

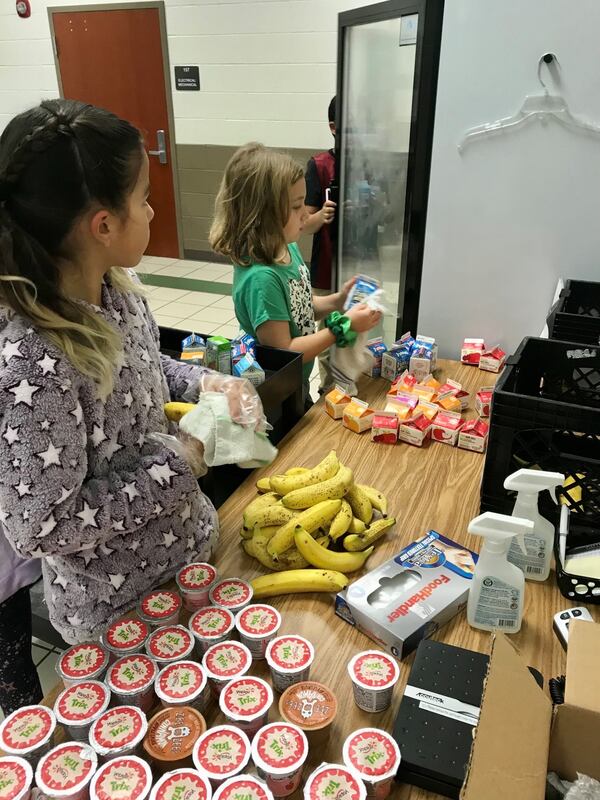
[233,243,316,383]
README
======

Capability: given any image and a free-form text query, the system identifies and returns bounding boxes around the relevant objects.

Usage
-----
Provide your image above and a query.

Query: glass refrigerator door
[336,0,443,340]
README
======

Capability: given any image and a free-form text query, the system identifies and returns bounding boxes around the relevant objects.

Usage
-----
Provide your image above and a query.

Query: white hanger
[458,54,600,152]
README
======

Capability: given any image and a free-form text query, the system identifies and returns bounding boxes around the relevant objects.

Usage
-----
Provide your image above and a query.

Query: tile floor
[0,639,63,722]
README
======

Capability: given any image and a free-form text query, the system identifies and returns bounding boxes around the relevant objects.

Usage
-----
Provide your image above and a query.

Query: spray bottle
[503,469,564,582]
[467,512,534,634]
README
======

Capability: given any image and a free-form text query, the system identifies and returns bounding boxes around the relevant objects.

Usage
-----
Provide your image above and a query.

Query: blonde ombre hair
[0,100,145,397]
[210,142,304,266]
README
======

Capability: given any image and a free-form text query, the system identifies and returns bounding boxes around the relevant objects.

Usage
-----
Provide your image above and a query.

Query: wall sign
[174,66,200,91]
[16,0,31,18]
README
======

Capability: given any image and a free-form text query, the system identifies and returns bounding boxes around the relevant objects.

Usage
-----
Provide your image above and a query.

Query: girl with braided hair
[0,100,266,711]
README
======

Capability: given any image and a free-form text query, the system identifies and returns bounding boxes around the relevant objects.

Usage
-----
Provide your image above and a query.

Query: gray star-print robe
[0,278,219,644]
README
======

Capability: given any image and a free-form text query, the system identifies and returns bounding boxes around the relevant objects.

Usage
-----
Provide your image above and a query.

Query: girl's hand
[346,303,382,333]
[337,275,358,311]
[321,199,337,225]
[198,373,268,431]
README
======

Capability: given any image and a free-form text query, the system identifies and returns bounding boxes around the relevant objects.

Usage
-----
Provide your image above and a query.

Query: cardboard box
[325,385,352,419]
[364,337,388,378]
[458,419,489,453]
[410,335,438,382]
[413,383,437,403]
[475,387,494,417]
[334,531,477,660]
[479,346,506,373]
[461,622,600,799]
[431,410,464,446]
[371,411,398,444]
[461,338,486,366]
[398,414,432,447]
[343,397,374,433]
[415,401,439,421]
[385,396,414,421]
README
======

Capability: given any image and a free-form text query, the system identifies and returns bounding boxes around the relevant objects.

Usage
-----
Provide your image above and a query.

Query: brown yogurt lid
[279,682,337,731]
[143,706,206,762]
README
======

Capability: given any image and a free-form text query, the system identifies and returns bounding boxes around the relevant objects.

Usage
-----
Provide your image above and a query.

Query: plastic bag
[182,371,269,432]
[329,289,388,395]
[147,431,208,478]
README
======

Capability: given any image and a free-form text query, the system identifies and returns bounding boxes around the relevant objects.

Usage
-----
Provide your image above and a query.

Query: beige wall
[177,143,316,261]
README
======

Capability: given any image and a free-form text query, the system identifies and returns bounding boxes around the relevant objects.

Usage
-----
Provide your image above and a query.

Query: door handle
[149,129,168,165]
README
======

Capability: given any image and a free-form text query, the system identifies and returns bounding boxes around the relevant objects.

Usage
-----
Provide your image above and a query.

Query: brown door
[51,6,180,257]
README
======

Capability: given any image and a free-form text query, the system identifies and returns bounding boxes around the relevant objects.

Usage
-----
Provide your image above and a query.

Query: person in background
[303,95,337,290]
[210,142,381,408]
[0,99,265,652]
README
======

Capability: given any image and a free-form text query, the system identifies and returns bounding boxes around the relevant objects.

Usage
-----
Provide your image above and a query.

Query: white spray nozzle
[504,469,564,504]
[468,512,534,554]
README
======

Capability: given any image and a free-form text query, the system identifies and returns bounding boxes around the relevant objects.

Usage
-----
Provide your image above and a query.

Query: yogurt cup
[201,641,252,696]
[234,606,281,660]
[35,742,97,800]
[89,755,152,800]
[89,707,148,762]
[0,705,57,765]
[106,654,158,713]
[347,651,400,714]
[219,677,273,739]
[192,726,251,787]
[57,644,109,688]
[251,723,308,798]
[155,661,210,712]
[176,563,218,612]
[0,756,33,800]
[265,636,314,693]
[143,707,206,773]
[278,682,337,745]
[213,776,273,800]
[342,729,401,800]
[208,579,253,613]
[102,619,149,663]
[54,681,111,742]
[149,769,212,800]
[146,626,195,667]
[138,591,182,629]
[303,764,366,800]
[188,607,235,656]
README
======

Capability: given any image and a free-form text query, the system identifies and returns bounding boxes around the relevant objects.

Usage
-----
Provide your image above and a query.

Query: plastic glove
[147,432,207,478]
[184,372,269,432]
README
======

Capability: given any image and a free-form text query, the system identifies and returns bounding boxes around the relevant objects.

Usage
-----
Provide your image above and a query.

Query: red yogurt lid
[90,707,147,752]
[151,770,211,800]
[156,661,207,702]
[139,591,181,621]
[304,765,366,800]
[209,579,252,609]
[252,723,308,774]
[36,743,97,795]
[348,651,399,690]
[235,605,280,639]
[343,728,400,780]
[214,776,272,800]
[0,706,56,753]
[90,756,152,800]
[108,654,157,694]
[55,681,110,724]
[189,607,234,640]
[58,643,108,680]
[203,641,251,680]
[0,757,33,800]
[105,619,149,652]
[146,626,194,662]
[265,636,313,673]
[177,563,217,592]
[192,726,250,779]
[219,677,272,721]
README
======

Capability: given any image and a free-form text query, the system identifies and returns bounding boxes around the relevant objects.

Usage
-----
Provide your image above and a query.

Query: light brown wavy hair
[209,142,304,266]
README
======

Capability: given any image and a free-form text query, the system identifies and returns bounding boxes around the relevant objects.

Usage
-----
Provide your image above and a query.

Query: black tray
[547,279,600,347]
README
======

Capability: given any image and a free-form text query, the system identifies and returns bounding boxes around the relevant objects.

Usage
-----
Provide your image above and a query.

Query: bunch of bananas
[242,451,396,598]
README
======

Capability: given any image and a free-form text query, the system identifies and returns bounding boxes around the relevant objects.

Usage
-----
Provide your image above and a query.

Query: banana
[348,517,367,534]
[357,484,388,517]
[344,517,396,551]
[268,499,342,557]
[329,499,353,541]
[270,451,339,496]
[256,477,272,493]
[239,525,254,541]
[294,526,373,573]
[243,492,279,520]
[164,402,196,422]
[251,525,293,571]
[242,539,257,558]
[285,467,311,476]
[243,504,295,532]
[279,546,309,570]
[251,569,349,599]
[282,465,354,510]
[346,485,373,524]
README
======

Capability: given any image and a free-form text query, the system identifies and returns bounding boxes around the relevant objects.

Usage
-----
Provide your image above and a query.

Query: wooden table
[43,359,600,798]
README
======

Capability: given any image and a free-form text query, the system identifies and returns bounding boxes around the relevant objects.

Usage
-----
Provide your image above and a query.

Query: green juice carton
[206,336,231,374]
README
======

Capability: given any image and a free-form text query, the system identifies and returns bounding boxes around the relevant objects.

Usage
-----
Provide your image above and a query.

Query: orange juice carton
[398,413,433,447]
[479,345,506,373]
[409,335,438,382]
[431,410,464,446]
[413,383,437,403]
[424,374,441,392]
[458,418,490,453]
[384,395,415,420]
[363,337,388,378]
[371,411,399,444]
[415,401,439,421]
[461,338,485,366]
[475,386,494,417]
[325,385,352,420]
[390,370,418,395]
[437,379,461,411]
[343,398,375,433]
[381,333,414,381]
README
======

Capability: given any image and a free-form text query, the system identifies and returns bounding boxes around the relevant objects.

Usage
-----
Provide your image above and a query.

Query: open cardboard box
[461,621,600,799]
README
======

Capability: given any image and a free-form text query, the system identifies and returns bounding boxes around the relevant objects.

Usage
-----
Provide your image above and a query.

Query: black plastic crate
[547,279,600,347]
[480,337,600,530]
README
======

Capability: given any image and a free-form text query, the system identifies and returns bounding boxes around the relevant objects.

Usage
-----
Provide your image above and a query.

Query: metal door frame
[335,0,444,337]
[48,1,184,258]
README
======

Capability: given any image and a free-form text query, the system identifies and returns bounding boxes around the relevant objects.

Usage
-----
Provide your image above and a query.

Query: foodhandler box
[460,621,600,800]
[334,531,477,660]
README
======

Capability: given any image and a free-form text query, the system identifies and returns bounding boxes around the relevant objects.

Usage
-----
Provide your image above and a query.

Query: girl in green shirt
[210,143,381,403]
